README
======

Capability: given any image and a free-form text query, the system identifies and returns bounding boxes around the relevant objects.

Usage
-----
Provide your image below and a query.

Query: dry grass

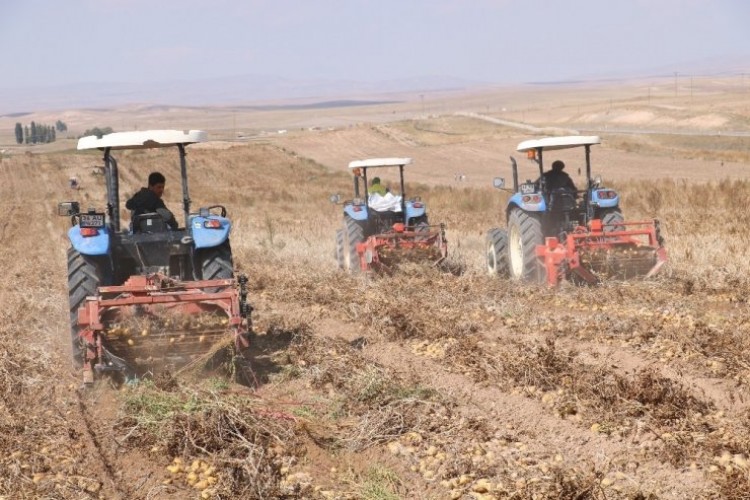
[607,134,750,163]
[116,381,305,499]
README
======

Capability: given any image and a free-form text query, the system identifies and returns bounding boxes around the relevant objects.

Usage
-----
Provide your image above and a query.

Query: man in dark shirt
[125,171,178,229]
[541,160,577,192]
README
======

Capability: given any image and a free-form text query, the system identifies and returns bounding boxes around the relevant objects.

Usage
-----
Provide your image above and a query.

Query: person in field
[369,176,387,196]
[126,171,178,229]
[541,160,577,192]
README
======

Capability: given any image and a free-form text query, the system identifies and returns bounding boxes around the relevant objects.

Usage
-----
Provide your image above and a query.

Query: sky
[1,0,749,89]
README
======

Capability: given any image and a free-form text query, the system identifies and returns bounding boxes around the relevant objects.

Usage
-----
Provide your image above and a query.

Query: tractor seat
[548,188,577,212]
[132,212,169,233]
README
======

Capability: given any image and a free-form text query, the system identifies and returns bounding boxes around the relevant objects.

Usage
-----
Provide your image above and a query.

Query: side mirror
[58,201,80,216]
[329,194,341,204]
[492,177,505,189]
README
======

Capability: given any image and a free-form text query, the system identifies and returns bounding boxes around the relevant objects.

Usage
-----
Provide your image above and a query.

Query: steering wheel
[206,205,227,217]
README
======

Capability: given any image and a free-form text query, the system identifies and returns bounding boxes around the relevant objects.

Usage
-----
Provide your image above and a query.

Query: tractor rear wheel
[507,209,543,282]
[600,209,625,232]
[67,248,110,366]
[486,228,509,277]
[413,216,430,241]
[335,229,345,269]
[343,217,364,273]
[410,215,428,228]
[200,242,234,289]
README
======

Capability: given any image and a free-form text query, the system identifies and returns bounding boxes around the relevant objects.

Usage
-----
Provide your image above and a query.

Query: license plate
[79,213,105,228]
[519,183,536,194]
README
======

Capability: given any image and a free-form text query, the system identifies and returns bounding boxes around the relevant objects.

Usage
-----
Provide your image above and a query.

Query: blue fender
[590,189,620,208]
[405,201,426,221]
[191,216,231,249]
[344,204,368,221]
[68,225,110,256]
[507,193,546,216]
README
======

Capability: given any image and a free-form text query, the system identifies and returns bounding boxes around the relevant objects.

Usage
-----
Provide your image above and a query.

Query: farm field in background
[2,84,750,498]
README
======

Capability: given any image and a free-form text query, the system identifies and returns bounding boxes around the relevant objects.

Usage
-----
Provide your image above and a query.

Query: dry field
[2,82,750,499]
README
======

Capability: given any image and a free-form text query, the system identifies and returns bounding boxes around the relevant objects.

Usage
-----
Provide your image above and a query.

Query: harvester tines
[359,223,448,272]
[76,272,252,384]
[536,219,667,286]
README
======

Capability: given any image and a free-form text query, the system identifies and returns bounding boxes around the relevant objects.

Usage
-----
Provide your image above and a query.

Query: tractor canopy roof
[517,135,600,153]
[77,130,207,151]
[348,157,412,170]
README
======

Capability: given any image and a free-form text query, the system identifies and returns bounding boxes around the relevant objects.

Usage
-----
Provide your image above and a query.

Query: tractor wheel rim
[509,224,523,278]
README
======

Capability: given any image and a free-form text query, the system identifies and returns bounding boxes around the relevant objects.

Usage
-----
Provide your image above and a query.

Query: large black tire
[67,248,109,365]
[486,228,509,277]
[413,216,430,241]
[343,217,364,274]
[507,208,543,282]
[335,229,345,269]
[200,242,234,288]
[410,215,428,228]
[600,209,625,232]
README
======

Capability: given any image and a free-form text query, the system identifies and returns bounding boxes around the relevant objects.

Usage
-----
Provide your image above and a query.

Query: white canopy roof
[77,130,207,151]
[517,136,600,152]
[348,157,412,169]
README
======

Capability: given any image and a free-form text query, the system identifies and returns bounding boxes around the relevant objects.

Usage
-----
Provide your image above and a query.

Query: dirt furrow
[297,313,715,498]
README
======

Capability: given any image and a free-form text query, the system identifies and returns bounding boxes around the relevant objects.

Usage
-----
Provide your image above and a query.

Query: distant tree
[81,127,114,138]
[55,120,67,133]
[15,122,58,144]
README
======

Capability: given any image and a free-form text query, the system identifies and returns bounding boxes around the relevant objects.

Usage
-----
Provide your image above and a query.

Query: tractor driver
[369,176,388,196]
[541,160,577,193]
[125,171,178,229]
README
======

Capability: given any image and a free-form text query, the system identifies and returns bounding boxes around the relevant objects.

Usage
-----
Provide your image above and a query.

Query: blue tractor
[60,130,251,383]
[332,157,447,273]
[486,136,666,284]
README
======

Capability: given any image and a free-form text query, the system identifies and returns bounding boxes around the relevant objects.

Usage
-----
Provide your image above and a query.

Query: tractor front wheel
[507,209,543,282]
[486,227,509,277]
[67,248,110,366]
[343,217,364,273]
